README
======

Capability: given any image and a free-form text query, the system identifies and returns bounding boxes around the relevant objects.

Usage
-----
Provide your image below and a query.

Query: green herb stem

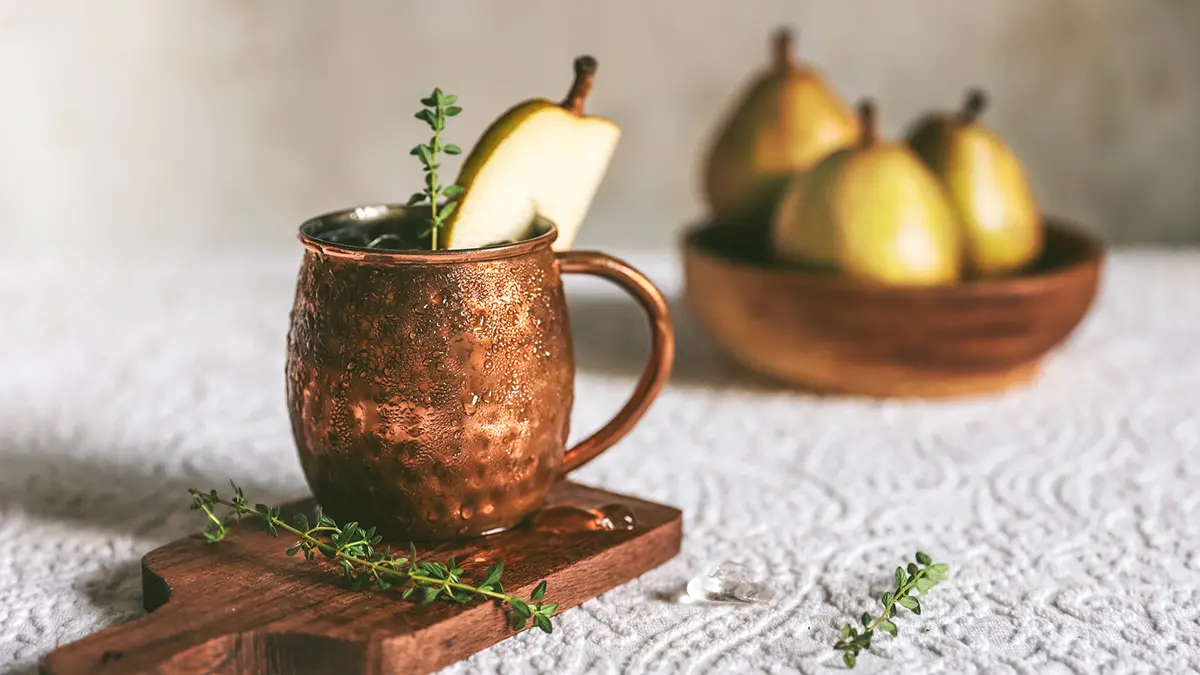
[408,574,509,602]
[407,89,464,251]
[834,569,923,650]
[188,485,555,633]
[832,552,950,669]
[429,118,442,251]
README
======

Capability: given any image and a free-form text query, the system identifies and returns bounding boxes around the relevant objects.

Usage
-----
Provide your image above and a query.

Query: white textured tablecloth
[2,248,1200,674]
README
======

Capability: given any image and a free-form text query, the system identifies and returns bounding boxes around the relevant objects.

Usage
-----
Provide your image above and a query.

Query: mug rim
[298,203,559,264]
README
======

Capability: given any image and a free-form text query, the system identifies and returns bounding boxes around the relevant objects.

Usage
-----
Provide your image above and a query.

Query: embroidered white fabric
[2,249,1199,674]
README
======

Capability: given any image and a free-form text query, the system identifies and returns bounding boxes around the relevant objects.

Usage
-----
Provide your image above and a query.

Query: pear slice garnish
[440,57,620,251]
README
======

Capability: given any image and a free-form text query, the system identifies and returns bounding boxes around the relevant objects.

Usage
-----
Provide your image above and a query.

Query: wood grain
[683,217,1105,397]
[40,482,682,675]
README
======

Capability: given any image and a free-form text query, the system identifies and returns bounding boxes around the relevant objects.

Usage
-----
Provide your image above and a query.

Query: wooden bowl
[682,217,1105,397]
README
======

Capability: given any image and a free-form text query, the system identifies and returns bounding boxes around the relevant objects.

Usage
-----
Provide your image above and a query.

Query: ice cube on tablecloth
[686,561,774,604]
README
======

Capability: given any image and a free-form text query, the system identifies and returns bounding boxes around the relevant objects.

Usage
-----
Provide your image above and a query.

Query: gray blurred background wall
[2,0,1197,253]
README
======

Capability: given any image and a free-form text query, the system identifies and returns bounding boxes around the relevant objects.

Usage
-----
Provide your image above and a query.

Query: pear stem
[561,56,598,115]
[961,89,987,123]
[773,27,796,69]
[859,100,877,147]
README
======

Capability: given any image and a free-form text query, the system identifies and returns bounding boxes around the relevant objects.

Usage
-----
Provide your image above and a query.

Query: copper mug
[286,204,674,540]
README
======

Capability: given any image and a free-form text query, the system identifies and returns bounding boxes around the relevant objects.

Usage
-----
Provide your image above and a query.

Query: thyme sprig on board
[189,483,557,633]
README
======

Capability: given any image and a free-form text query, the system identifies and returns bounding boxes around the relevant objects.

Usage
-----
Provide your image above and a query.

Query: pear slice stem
[858,99,877,147]
[960,89,987,123]
[773,27,796,70]
[561,56,598,115]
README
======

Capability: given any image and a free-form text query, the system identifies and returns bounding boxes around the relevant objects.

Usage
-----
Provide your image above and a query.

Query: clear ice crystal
[366,233,409,249]
[685,561,775,604]
[320,225,371,247]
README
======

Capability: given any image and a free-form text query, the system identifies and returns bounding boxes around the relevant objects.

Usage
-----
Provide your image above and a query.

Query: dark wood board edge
[39,485,682,675]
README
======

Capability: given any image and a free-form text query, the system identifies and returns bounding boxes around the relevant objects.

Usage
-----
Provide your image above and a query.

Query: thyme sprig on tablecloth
[833,551,950,668]
[189,483,557,633]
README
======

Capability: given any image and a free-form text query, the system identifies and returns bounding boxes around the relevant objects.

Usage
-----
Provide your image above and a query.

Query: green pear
[703,28,859,221]
[907,90,1042,276]
[772,100,963,286]
[440,56,620,251]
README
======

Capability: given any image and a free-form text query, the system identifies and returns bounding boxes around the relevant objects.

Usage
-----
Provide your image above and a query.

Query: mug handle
[556,251,675,473]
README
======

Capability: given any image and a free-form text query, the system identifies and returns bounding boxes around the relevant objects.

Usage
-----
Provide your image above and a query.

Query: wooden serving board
[40,482,682,675]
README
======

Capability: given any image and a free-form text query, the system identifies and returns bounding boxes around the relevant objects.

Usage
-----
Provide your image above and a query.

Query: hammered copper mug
[286,204,674,541]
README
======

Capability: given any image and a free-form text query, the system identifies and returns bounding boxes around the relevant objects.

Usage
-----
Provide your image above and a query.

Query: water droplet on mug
[462,392,480,415]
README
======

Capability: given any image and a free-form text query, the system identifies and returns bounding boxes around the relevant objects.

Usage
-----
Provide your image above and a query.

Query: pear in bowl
[772,100,962,286]
[703,28,858,222]
[907,89,1043,277]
